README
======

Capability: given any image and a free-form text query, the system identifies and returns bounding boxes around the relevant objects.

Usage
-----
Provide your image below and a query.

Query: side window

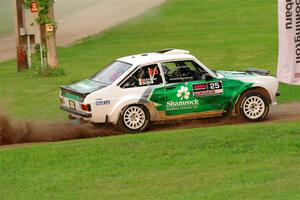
[122,64,163,88]
[161,60,206,83]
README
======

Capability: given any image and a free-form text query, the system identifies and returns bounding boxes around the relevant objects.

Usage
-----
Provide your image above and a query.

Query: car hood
[216,70,258,78]
[62,79,108,94]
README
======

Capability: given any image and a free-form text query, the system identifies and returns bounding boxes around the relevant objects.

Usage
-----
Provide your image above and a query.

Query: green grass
[1,121,300,199]
[0,0,299,120]
[1,1,300,198]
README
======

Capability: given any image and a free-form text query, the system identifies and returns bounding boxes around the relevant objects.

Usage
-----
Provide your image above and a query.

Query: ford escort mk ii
[60,49,279,132]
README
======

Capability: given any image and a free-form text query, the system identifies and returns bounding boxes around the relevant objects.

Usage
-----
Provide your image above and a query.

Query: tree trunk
[46,3,58,69]
[15,0,28,71]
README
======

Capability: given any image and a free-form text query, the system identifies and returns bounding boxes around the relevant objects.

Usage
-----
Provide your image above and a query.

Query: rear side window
[122,64,163,88]
[90,61,132,85]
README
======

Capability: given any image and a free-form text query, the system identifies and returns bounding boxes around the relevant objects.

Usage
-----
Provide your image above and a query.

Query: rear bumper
[60,105,92,118]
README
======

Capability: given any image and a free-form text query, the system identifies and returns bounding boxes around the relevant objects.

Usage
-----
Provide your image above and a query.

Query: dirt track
[148,103,300,131]
[1,103,300,148]
[0,0,165,61]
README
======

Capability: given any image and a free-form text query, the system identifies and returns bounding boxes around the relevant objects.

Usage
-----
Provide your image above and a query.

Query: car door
[160,60,225,116]
[120,63,165,108]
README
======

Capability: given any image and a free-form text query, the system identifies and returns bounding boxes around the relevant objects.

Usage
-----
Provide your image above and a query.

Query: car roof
[116,49,196,66]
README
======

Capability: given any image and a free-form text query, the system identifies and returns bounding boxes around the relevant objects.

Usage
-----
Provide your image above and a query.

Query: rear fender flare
[108,96,151,124]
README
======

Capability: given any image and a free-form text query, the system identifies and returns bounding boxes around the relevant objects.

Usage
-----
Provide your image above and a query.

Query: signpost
[15,0,28,71]
[14,0,58,72]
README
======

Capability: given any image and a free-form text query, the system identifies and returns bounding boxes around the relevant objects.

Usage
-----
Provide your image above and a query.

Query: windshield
[90,61,132,85]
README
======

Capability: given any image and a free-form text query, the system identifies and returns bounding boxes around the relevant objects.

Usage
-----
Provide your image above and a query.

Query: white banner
[277,0,300,85]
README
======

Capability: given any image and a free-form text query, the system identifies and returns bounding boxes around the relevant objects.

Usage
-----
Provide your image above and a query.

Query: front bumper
[60,105,92,118]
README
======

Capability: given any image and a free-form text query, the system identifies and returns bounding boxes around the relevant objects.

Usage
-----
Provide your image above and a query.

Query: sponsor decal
[148,67,159,84]
[167,86,199,111]
[148,67,159,76]
[138,78,145,86]
[193,81,223,97]
[96,99,110,106]
[192,83,207,91]
[167,99,199,111]
[138,78,157,86]
[176,86,190,100]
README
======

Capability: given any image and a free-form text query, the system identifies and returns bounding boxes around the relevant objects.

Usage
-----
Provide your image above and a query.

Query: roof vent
[157,48,190,55]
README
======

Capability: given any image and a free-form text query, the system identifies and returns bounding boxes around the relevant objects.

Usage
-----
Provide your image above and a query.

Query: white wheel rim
[123,106,146,130]
[243,96,265,119]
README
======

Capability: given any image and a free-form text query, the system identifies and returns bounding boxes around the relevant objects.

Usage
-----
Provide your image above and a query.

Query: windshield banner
[277,0,300,85]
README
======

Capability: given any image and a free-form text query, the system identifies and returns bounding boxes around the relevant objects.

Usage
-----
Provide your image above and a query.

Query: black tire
[236,91,269,122]
[117,104,150,133]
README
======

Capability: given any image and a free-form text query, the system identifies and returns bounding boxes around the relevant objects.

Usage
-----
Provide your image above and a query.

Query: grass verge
[1,120,300,199]
[0,0,299,120]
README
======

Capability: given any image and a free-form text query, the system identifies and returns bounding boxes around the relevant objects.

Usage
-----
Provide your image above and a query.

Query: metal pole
[40,43,44,73]
[26,35,31,68]
[36,23,44,73]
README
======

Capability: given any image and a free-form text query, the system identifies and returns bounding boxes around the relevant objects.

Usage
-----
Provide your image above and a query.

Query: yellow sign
[46,24,54,32]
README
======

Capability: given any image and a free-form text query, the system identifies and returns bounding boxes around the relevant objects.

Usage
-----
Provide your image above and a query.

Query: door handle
[166,86,176,90]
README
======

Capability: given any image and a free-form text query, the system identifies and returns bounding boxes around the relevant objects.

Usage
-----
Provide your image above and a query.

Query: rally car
[59,49,280,132]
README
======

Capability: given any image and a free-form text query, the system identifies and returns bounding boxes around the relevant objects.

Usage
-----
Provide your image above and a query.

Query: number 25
[210,82,220,90]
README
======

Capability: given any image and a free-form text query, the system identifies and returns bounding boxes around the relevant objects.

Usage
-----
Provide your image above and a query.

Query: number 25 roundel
[192,81,223,97]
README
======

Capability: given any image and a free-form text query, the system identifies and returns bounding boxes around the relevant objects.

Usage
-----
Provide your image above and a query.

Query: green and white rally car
[59,49,280,132]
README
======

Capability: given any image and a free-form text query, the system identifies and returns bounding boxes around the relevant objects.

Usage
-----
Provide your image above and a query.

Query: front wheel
[237,91,269,122]
[117,105,150,133]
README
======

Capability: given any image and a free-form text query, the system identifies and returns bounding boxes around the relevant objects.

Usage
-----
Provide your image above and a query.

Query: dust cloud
[0,113,121,146]
[1,103,300,146]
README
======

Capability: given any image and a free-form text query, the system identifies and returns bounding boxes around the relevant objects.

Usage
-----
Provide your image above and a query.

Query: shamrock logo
[177,86,190,100]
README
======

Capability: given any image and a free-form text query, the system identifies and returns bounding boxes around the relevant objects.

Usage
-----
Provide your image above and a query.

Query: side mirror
[203,73,213,81]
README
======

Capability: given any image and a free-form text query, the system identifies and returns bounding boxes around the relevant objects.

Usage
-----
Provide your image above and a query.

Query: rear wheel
[236,91,269,121]
[117,105,150,133]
